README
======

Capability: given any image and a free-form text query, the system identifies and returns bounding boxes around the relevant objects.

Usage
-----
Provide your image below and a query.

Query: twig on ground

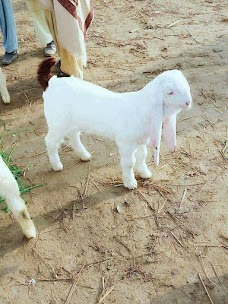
[143,181,172,197]
[166,211,196,236]
[185,27,201,44]
[167,182,206,187]
[136,191,161,228]
[167,20,181,28]
[129,27,146,33]
[39,224,61,236]
[157,198,167,214]
[72,201,76,220]
[37,278,72,282]
[180,115,199,121]
[198,273,215,304]
[17,87,30,104]
[170,231,185,248]
[82,164,91,197]
[179,188,187,210]
[64,262,86,304]
[193,243,228,250]
[37,278,94,289]
[97,276,105,303]
[205,119,220,130]
[93,179,101,191]
[102,276,105,293]
[98,285,115,304]
[31,150,46,158]
[113,236,131,253]
[210,263,228,294]
[80,258,112,268]
[32,249,58,279]
[64,280,79,304]
[136,190,152,206]
[198,255,216,285]
[65,160,80,170]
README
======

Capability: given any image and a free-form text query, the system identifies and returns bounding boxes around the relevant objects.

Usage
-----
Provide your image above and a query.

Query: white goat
[0,67,10,104]
[42,69,192,189]
[0,155,36,238]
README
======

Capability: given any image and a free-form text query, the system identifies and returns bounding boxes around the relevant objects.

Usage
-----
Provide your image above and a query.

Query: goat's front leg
[7,197,36,238]
[135,145,152,179]
[117,141,137,190]
[45,132,64,171]
[67,131,91,161]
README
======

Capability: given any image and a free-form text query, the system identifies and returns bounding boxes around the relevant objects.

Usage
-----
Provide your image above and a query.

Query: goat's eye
[167,91,174,95]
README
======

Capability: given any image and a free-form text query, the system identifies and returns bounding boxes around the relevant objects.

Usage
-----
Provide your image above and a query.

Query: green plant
[0,149,43,213]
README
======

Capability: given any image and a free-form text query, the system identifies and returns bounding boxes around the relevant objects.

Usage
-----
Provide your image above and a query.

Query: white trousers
[26,0,52,46]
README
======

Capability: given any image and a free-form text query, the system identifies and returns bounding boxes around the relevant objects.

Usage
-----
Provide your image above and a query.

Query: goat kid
[0,155,36,238]
[38,58,192,190]
[0,67,10,104]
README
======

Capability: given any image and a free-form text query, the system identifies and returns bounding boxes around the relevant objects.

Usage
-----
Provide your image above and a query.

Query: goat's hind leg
[68,130,91,161]
[45,132,64,171]
[135,145,152,179]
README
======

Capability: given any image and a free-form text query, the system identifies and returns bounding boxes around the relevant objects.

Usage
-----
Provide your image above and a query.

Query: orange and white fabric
[39,0,93,77]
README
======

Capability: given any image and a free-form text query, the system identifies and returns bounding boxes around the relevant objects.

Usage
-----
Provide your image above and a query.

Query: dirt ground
[0,0,228,303]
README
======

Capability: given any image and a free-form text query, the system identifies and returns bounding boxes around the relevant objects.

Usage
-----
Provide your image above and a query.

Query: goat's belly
[72,113,116,140]
[80,124,115,140]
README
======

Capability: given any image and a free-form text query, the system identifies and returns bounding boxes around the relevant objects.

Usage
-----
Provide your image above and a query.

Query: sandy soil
[0,0,228,303]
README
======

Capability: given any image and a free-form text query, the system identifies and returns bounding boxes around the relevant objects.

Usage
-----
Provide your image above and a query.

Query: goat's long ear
[163,115,177,152]
[148,105,163,166]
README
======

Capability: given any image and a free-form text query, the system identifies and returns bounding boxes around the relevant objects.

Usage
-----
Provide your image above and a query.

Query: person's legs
[26,3,52,46]
[26,1,56,56]
[43,9,83,77]
[30,10,56,57]
[0,0,18,64]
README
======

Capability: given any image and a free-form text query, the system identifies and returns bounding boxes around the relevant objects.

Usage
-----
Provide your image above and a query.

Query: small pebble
[28,278,36,286]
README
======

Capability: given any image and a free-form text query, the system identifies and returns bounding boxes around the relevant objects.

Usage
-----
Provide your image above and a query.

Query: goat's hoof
[3,99,10,104]
[124,179,137,190]
[52,163,63,171]
[80,151,91,161]
[23,223,37,239]
[139,168,152,179]
[2,95,10,104]
[24,229,37,239]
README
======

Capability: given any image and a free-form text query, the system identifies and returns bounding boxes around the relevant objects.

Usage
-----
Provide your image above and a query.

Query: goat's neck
[164,104,181,119]
[140,75,163,106]
[131,77,163,138]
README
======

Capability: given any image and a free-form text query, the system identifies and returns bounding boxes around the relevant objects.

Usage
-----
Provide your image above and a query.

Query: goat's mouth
[183,101,192,110]
[186,104,192,110]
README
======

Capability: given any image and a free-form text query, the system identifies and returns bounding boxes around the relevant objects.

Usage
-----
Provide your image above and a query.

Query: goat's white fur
[0,68,10,104]
[0,155,36,238]
[43,69,192,189]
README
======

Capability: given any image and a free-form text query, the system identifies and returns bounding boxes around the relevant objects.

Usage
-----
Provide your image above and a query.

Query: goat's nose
[185,101,191,106]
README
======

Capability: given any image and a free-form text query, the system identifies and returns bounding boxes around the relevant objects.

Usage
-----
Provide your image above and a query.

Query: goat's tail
[37,58,57,91]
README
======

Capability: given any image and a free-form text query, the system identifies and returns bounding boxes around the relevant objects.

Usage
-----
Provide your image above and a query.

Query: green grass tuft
[0,150,43,213]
